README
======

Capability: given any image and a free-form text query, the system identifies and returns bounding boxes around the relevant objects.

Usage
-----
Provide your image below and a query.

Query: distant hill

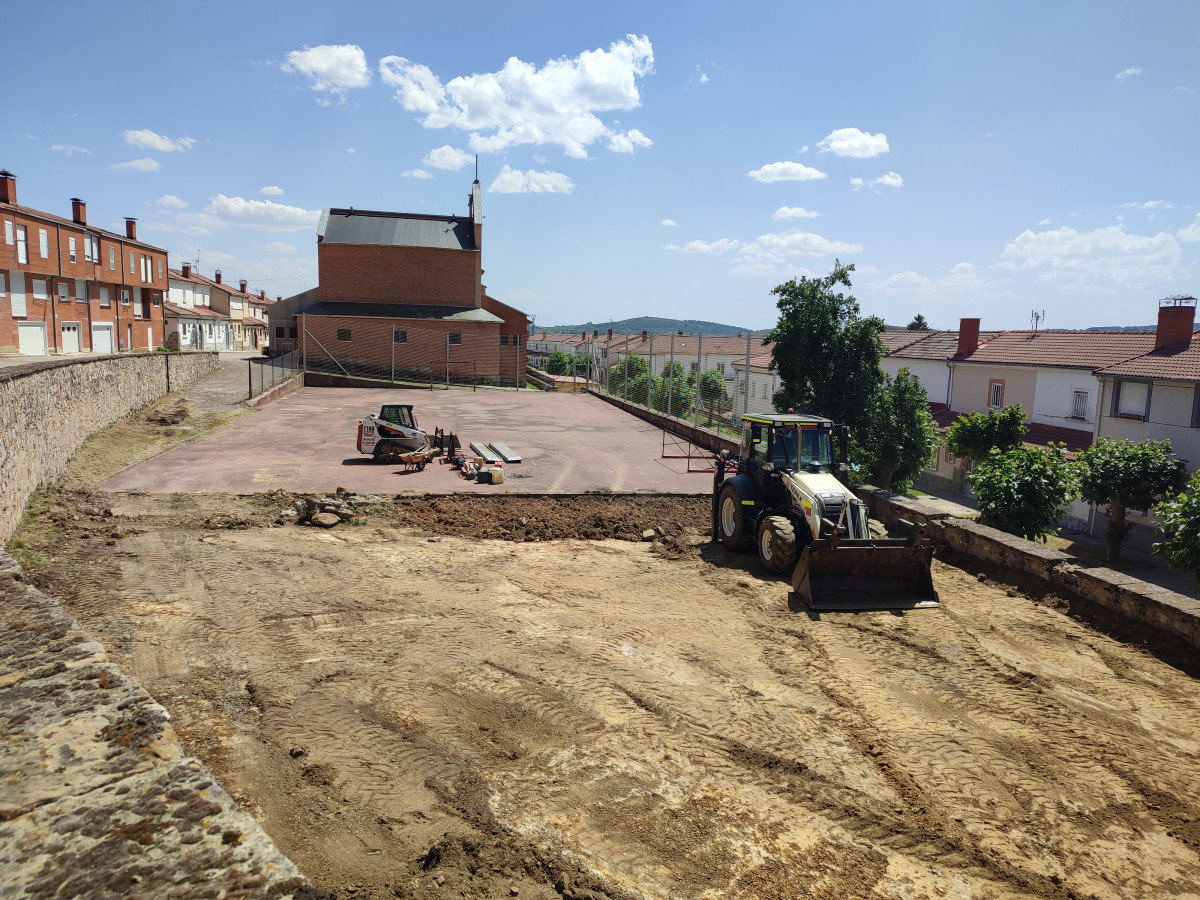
[1085,324,1155,332]
[535,316,762,337]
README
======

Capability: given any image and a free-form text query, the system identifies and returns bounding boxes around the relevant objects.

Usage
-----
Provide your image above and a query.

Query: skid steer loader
[713,414,938,611]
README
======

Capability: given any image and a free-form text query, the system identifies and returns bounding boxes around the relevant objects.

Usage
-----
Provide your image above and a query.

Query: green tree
[853,369,938,492]
[1154,469,1200,586]
[652,361,695,417]
[906,314,930,331]
[968,443,1078,542]
[946,405,1027,462]
[545,349,571,376]
[1078,439,1186,563]
[696,369,728,424]
[765,261,886,437]
[609,354,648,398]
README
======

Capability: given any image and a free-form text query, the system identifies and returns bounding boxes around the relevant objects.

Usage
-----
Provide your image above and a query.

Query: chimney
[214,269,222,284]
[0,170,15,204]
[181,262,191,278]
[277,295,282,303]
[260,290,265,300]
[956,318,981,356]
[240,279,248,294]
[593,329,599,338]
[641,330,648,338]
[125,218,137,240]
[1155,296,1198,351]
[71,198,86,225]
[607,328,613,339]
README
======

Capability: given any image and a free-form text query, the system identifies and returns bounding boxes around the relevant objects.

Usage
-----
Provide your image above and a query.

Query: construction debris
[281,488,386,527]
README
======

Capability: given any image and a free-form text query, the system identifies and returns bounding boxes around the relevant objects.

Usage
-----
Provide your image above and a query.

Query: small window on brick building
[394,330,407,343]
[275,326,284,338]
[99,287,111,308]
[109,246,116,270]
[337,329,351,341]
[289,327,297,339]
[448,333,462,345]
[500,334,509,345]
[69,236,77,263]
[513,334,520,347]
[121,289,130,305]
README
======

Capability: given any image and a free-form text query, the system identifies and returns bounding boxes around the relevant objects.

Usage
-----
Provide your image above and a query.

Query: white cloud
[259,185,284,196]
[799,145,809,154]
[818,127,889,158]
[726,230,864,276]
[14,132,37,141]
[849,177,864,190]
[746,161,827,183]
[1039,218,1051,225]
[203,194,321,231]
[695,65,710,83]
[402,168,433,179]
[379,35,654,159]
[123,129,195,152]
[1178,214,1200,242]
[661,218,677,227]
[1121,199,1172,209]
[263,241,298,255]
[1001,225,1182,287]
[488,165,574,194]
[665,238,742,255]
[422,145,473,170]
[346,148,355,154]
[50,144,89,155]
[111,158,160,172]
[869,262,993,301]
[283,44,371,98]
[871,171,903,188]
[774,206,819,219]
[156,194,187,209]
[1116,66,1142,82]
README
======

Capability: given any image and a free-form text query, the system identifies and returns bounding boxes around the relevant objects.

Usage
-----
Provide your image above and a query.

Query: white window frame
[121,289,130,306]
[99,286,111,308]
[75,278,86,302]
[16,225,27,264]
[988,380,1004,409]
[1071,390,1088,420]
[0,272,5,296]
[38,228,48,259]
[129,250,135,275]
[32,278,49,300]
[69,236,77,263]
[109,246,116,270]
[9,272,26,316]
[3,220,11,244]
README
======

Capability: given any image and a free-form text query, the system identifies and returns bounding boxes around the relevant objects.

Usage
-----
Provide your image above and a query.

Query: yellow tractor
[713,414,938,610]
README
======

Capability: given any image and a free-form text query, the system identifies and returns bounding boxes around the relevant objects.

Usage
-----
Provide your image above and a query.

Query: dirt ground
[14,484,1200,900]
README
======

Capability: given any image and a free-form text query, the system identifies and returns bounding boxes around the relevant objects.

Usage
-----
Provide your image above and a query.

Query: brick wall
[317,243,478,305]
[0,353,219,541]
[301,315,503,378]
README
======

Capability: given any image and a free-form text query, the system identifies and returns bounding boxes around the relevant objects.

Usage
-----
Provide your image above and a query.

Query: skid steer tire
[374,441,396,462]
[757,515,799,574]
[717,484,752,552]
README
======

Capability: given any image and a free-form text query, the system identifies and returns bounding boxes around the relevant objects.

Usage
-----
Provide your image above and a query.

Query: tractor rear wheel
[717,484,752,551]
[757,515,799,574]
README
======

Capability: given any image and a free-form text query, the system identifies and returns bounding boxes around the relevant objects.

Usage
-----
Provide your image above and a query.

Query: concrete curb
[246,372,303,408]
[0,550,327,898]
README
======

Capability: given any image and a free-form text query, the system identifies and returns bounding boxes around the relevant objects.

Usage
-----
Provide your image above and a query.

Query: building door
[92,324,113,354]
[18,322,47,356]
[61,322,82,353]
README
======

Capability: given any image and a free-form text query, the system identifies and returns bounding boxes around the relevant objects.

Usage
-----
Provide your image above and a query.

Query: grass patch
[5,493,61,571]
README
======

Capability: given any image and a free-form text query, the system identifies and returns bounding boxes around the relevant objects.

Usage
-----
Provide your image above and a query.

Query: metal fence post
[247,359,252,400]
[694,334,702,428]
[301,313,307,372]
[743,331,751,418]
[647,334,654,410]
[391,325,396,384]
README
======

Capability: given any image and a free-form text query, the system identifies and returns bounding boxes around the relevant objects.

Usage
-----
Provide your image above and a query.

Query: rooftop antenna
[1031,310,1045,332]
[475,154,478,181]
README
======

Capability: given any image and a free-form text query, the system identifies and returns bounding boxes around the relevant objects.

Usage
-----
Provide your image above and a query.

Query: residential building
[166,264,232,350]
[277,179,529,385]
[0,170,168,355]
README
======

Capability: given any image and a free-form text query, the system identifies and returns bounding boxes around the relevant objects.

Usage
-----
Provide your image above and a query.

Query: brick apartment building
[275,179,529,386]
[0,170,168,356]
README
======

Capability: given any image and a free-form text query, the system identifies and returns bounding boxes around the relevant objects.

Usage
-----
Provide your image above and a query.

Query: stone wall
[588,390,739,456]
[0,551,325,898]
[0,353,219,542]
[858,486,1200,670]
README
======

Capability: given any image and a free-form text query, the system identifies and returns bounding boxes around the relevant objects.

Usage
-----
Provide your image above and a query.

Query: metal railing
[247,349,301,399]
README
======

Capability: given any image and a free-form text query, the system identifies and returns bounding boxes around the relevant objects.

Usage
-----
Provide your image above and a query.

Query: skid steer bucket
[791,538,939,611]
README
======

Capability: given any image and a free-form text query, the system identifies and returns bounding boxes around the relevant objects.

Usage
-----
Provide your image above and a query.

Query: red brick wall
[483,295,529,379]
[317,243,478,306]
[301,315,504,378]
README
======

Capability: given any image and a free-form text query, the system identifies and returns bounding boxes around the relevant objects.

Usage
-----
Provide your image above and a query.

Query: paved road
[103,386,715,496]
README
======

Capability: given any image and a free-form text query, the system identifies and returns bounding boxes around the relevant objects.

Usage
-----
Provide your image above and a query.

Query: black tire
[717,484,752,551]
[416,460,426,471]
[757,515,799,575]
[373,441,395,462]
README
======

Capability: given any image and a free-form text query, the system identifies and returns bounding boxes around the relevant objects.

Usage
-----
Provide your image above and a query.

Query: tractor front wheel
[718,484,752,552]
[757,515,799,574]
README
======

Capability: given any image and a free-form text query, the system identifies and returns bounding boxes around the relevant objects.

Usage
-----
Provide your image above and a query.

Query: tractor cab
[378,403,418,430]
[740,415,836,479]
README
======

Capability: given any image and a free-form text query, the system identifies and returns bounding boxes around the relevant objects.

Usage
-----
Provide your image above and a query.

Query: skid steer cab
[713,414,938,611]
[357,402,431,465]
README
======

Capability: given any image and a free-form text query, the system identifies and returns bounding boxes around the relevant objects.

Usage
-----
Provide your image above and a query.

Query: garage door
[61,323,82,354]
[92,324,113,354]
[18,322,47,356]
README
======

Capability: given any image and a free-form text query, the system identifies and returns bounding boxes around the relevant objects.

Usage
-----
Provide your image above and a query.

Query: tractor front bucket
[791,537,939,611]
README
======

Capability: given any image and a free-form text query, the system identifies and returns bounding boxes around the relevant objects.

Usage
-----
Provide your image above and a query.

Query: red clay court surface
[101,388,717,496]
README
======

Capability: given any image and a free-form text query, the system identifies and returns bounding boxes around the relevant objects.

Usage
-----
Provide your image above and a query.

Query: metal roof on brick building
[318,208,476,251]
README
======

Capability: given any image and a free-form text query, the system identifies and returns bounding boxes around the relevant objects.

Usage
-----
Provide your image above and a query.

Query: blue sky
[4,1,1198,331]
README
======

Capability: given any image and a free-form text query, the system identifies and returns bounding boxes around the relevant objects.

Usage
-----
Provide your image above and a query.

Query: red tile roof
[1023,422,1093,453]
[1094,332,1200,382]
[890,330,1002,360]
[881,330,935,354]
[960,330,1157,369]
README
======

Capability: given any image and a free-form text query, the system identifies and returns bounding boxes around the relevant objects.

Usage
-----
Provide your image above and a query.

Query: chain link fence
[247,349,301,399]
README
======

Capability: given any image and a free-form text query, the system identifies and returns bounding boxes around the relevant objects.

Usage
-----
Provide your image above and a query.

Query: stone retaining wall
[858,486,1200,666]
[0,550,325,898]
[0,353,219,542]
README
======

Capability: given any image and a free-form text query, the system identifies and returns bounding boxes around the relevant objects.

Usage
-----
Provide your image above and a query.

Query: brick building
[0,170,168,356]
[275,179,529,385]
